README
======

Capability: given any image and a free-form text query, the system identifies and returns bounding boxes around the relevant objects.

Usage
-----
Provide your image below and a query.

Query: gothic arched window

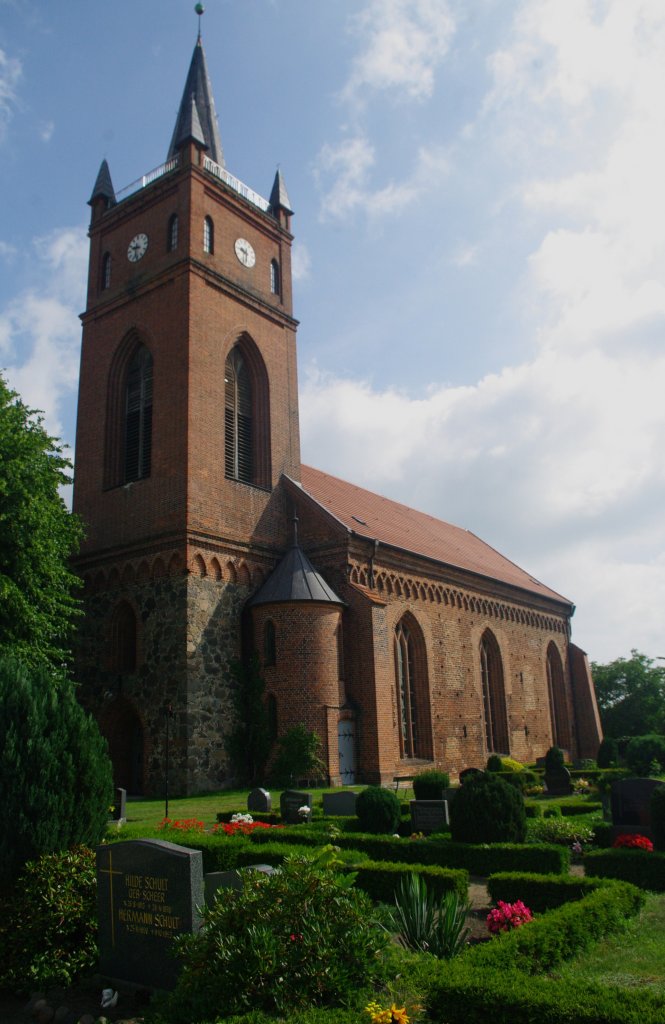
[480,629,509,753]
[203,215,214,254]
[270,259,280,295]
[110,601,137,673]
[124,346,153,482]
[101,252,111,290]
[394,615,432,759]
[167,214,178,252]
[547,641,571,750]
[264,620,276,667]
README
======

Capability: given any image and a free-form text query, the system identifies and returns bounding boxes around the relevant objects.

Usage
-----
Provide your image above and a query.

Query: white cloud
[316,137,449,222]
[342,0,455,102]
[291,241,311,282]
[0,226,87,440]
[0,47,22,141]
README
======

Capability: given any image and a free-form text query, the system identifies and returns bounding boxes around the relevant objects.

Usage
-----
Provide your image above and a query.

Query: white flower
[298,805,310,817]
[231,813,254,824]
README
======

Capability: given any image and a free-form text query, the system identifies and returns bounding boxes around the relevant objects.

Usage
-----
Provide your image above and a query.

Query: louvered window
[225,348,252,482]
[124,347,153,482]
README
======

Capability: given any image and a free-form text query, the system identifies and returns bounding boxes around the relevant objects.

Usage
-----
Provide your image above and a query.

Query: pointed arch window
[547,642,571,750]
[394,615,432,759]
[101,252,112,290]
[270,259,280,296]
[264,620,276,667]
[203,215,214,254]
[167,214,178,252]
[480,630,509,753]
[110,602,137,673]
[124,346,153,482]
[225,348,252,482]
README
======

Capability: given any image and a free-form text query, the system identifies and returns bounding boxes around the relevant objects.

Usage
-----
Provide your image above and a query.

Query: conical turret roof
[248,539,344,608]
[269,168,293,215]
[88,159,116,207]
[168,36,223,165]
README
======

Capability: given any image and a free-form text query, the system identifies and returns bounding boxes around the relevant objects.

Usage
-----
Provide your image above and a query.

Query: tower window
[124,346,153,482]
[168,214,178,252]
[270,259,280,296]
[394,615,432,759]
[101,252,112,290]
[480,629,509,754]
[225,348,252,483]
[203,215,214,254]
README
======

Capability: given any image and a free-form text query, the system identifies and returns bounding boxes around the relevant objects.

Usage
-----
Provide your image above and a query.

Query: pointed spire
[269,168,293,215]
[88,159,116,207]
[168,35,223,165]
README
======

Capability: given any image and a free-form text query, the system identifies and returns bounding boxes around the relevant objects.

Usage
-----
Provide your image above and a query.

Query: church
[72,28,602,796]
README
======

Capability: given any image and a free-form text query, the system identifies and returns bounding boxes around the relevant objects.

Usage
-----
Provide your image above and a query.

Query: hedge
[331,833,570,875]
[343,859,468,903]
[556,801,603,817]
[426,881,651,1023]
[584,848,665,891]
[486,871,606,912]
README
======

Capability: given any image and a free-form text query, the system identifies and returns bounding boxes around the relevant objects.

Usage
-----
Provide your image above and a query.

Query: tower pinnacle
[168,30,223,166]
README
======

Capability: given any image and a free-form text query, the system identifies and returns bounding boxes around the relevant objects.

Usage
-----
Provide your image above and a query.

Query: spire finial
[195,3,205,39]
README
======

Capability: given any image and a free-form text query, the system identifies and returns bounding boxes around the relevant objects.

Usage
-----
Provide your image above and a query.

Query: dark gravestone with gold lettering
[96,839,203,990]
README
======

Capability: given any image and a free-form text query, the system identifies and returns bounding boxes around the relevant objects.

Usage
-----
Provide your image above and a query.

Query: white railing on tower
[115,158,180,202]
[203,157,271,212]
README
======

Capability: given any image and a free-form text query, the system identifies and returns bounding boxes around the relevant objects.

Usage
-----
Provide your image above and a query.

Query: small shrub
[651,785,665,851]
[449,773,526,844]
[545,746,565,772]
[412,770,450,799]
[0,846,98,992]
[270,724,327,787]
[542,804,562,818]
[155,855,389,1021]
[597,737,618,769]
[625,734,665,776]
[486,754,503,772]
[527,817,594,847]
[391,872,470,958]
[500,757,526,773]
[356,787,402,834]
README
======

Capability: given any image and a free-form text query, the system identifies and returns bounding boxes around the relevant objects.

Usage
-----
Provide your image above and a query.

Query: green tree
[270,723,327,787]
[0,656,113,884]
[591,650,665,738]
[225,654,273,785]
[0,376,83,669]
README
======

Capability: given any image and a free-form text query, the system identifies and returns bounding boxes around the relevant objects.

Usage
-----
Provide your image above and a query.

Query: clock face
[127,233,149,263]
[234,237,256,268]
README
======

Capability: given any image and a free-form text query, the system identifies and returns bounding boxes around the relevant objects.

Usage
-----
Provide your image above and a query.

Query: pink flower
[487,900,533,934]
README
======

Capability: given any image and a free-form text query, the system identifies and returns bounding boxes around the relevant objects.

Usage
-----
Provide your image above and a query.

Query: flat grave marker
[410,799,449,834]
[322,791,357,817]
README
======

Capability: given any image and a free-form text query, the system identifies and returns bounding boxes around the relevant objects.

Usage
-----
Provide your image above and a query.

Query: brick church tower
[73,29,301,794]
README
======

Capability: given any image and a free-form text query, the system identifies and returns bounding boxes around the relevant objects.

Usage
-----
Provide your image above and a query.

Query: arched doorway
[100,697,144,794]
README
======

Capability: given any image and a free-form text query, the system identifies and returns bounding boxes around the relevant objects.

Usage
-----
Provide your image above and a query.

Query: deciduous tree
[591,650,665,738]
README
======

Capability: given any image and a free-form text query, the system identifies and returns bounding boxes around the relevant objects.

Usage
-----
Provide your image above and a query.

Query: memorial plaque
[96,839,203,990]
[322,791,357,817]
[247,787,272,813]
[280,789,311,824]
[410,799,449,835]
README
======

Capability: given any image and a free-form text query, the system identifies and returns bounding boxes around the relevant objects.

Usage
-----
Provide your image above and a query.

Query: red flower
[612,833,654,851]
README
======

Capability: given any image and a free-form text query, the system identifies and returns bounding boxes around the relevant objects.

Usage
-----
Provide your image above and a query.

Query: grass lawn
[554,893,665,991]
[120,785,379,830]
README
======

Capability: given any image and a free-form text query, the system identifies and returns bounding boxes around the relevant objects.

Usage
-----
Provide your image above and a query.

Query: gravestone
[322,791,357,817]
[96,839,202,990]
[111,787,126,822]
[280,789,312,824]
[204,863,278,906]
[247,787,272,813]
[611,777,662,838]
[410,799,449,834]
[544,766,572,796]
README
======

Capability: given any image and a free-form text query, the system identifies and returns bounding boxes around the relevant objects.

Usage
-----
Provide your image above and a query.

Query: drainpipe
[369,539,379,587]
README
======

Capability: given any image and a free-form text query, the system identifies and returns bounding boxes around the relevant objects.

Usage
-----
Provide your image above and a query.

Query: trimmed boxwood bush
[412,770,450,799]
[486,754,503,772]
[584,848,665,891]
[346,859,468,903]
[356,786,402,834]
[545,745,565,771]
[487,870,606,912]
[450,772,527,844]
[556,800,603,816]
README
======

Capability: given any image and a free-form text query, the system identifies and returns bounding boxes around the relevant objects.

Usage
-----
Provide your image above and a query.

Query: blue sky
[1,0,665,665]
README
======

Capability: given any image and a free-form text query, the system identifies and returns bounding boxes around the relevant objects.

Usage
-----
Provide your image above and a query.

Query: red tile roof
[296,465,572,608]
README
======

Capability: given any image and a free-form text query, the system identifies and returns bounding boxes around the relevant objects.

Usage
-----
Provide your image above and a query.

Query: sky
[1,0,664,666]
